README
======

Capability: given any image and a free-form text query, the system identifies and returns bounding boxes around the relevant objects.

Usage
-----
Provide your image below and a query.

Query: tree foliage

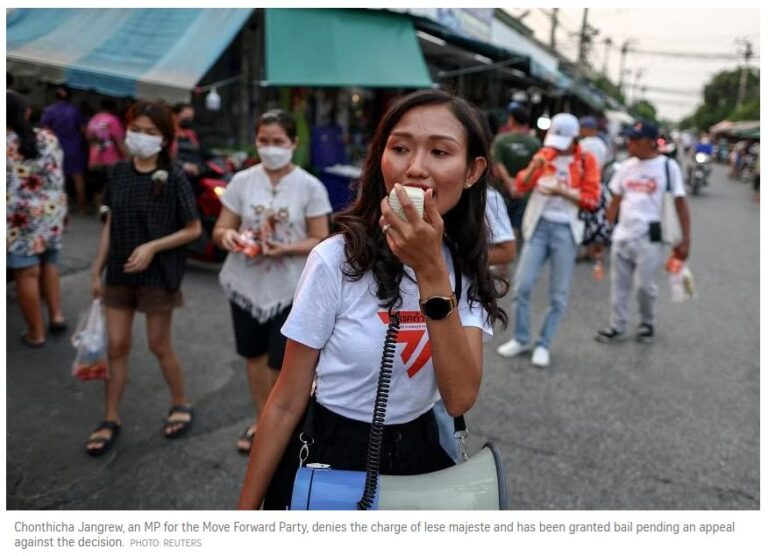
[630,100,657,122]
[592,74,626,105]
[678,67,759,130]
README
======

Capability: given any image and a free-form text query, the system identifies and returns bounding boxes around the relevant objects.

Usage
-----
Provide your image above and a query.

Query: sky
[504,7,761,122]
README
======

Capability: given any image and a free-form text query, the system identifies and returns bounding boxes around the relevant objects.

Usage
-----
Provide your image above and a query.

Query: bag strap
[665,157,671,193]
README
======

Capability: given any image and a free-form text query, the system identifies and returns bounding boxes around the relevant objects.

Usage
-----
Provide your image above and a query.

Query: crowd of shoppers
[8,82,697,510]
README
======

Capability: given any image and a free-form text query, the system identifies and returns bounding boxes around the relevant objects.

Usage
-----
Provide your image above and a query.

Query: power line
[628,47,757,61]
[641,85,701,96]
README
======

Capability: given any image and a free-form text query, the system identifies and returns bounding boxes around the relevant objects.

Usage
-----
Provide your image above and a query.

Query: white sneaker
[496,338,530,358]
[531,346,550,368]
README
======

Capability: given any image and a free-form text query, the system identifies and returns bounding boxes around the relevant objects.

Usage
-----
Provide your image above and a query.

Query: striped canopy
[7,8,253,102]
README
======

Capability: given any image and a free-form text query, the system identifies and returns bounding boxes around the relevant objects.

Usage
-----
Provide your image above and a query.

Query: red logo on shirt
[378,311,431,378]
[625,177,658,194]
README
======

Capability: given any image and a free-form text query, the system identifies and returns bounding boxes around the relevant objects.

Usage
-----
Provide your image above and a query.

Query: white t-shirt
[485,187,515,245]
[610,155,686,243]
[540,155,574,224]
[281,235,492,424]
[579,136,608,168]
[219,164,332,322]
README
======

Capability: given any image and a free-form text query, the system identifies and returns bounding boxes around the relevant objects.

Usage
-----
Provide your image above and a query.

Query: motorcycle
[689,152,711,195]
[187,156,238,263]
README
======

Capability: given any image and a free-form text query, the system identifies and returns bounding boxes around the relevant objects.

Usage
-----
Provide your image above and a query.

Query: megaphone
[291,443,508,510]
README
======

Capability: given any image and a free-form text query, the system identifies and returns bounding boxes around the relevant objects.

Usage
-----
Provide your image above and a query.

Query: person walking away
[578,116,610,274]
[86,101,202,456]
[172,103,207,193]
[238,90,507,510]
[86,97,127,210]
[595,121,691,344]
[496,113,600,367]
[579,116,608,169]
[213,110,332,455]
[490,102,541,243]
[41,84,88,213]
[7,90,69,347]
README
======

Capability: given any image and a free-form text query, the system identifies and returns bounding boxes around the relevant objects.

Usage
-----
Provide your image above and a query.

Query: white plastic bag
[71,299,109,380]
[668,265,696,303]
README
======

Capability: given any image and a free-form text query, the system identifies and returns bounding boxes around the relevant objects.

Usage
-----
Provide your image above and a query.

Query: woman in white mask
[213,110,332,454]
[86,101,202,456]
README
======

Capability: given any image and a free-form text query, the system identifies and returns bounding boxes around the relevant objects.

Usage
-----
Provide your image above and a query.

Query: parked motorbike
[187,156,237,263]
[689,152,711,195]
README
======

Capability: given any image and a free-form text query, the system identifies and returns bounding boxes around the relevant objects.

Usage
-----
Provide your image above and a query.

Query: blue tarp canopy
[7,8,253,101]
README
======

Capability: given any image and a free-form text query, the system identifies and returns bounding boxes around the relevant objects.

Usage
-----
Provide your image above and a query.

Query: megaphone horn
[291,443,508,510]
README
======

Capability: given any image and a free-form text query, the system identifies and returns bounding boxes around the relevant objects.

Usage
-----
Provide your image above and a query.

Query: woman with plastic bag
[86,101,202,456]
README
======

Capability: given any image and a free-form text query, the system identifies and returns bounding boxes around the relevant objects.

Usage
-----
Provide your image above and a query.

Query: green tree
[630,100,657,122]
[592,74,626,105]
[678,67,759,130]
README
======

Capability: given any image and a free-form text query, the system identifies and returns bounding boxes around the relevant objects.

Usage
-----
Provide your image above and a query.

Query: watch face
[422,297,452,320]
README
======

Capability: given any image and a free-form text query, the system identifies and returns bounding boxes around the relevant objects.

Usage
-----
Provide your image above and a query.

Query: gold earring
[464,182,473,189]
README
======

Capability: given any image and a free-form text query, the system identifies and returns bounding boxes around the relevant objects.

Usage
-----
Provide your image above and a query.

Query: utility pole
[601,37,613,75]
[736,38,754,107]
[630,68,646,106]
[618,39,633,98]
[578,8,590,69]
[549,8,559,50]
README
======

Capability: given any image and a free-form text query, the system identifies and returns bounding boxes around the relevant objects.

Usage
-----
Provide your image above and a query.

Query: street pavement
[5,162,759,510]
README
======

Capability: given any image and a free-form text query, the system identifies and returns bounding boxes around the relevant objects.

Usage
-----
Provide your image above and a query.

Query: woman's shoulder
[290,166,325,188]
[311,233,345,261]
[34,127,59,147]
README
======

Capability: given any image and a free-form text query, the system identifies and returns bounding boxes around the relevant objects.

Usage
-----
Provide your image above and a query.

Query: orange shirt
[515,145,601,212]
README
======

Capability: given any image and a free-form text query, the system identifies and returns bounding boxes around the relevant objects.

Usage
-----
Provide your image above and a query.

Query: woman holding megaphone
[238,90,508,510]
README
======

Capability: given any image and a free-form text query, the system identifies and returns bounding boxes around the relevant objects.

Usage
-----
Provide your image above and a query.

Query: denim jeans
[513,218,578,349]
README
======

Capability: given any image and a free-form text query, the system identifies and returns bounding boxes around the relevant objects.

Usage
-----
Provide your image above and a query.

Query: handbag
[289,242,509,510]
[661,158,683,245]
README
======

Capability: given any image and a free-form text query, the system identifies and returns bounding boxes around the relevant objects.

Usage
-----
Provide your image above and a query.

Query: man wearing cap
[579,116,609,169]
[491,102,541,243]
[595,120,691,344]
[497,113,600,367]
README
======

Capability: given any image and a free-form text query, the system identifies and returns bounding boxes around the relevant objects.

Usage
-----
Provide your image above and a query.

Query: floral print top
[6,128,67,256]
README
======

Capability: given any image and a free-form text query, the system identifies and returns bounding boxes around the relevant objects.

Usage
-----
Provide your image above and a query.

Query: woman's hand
[123,242,157,273]
[90,273,103,299]
[379,184,444,274]
[262,239,289,258]
[220,228,245,252]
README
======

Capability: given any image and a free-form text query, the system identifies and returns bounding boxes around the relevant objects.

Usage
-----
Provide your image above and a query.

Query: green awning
[265,8,433,88]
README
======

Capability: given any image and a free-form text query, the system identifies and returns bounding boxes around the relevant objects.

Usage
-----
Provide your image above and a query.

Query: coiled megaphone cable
[357,309,400,510]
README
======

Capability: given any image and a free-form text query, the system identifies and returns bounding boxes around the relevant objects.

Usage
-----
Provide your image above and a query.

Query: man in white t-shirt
[595,121,691,343]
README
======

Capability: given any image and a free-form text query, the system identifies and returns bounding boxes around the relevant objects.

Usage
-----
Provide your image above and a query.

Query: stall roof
[7,8,253,102]
[265,9,432,88]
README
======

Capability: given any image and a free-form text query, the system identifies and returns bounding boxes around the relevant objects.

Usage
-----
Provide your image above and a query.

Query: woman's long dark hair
[334,90,508,327]
[125,100,175,197]
[7,90,39,160]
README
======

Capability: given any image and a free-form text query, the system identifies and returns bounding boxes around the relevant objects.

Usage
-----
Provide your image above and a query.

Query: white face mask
[258,145,294,171]
[126,130,163,158]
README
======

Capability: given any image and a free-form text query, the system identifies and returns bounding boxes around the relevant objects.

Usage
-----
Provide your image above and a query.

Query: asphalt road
[6,162,759,510]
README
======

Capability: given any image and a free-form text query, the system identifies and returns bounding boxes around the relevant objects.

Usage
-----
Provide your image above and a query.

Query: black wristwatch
[419,293,457,320]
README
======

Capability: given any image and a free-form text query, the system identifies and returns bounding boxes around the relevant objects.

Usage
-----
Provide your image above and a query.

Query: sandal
[164,405,193,439]
[237,426,257,454]
[49,320,68,334]
[85,420,121,456]
[20,333,45,348]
